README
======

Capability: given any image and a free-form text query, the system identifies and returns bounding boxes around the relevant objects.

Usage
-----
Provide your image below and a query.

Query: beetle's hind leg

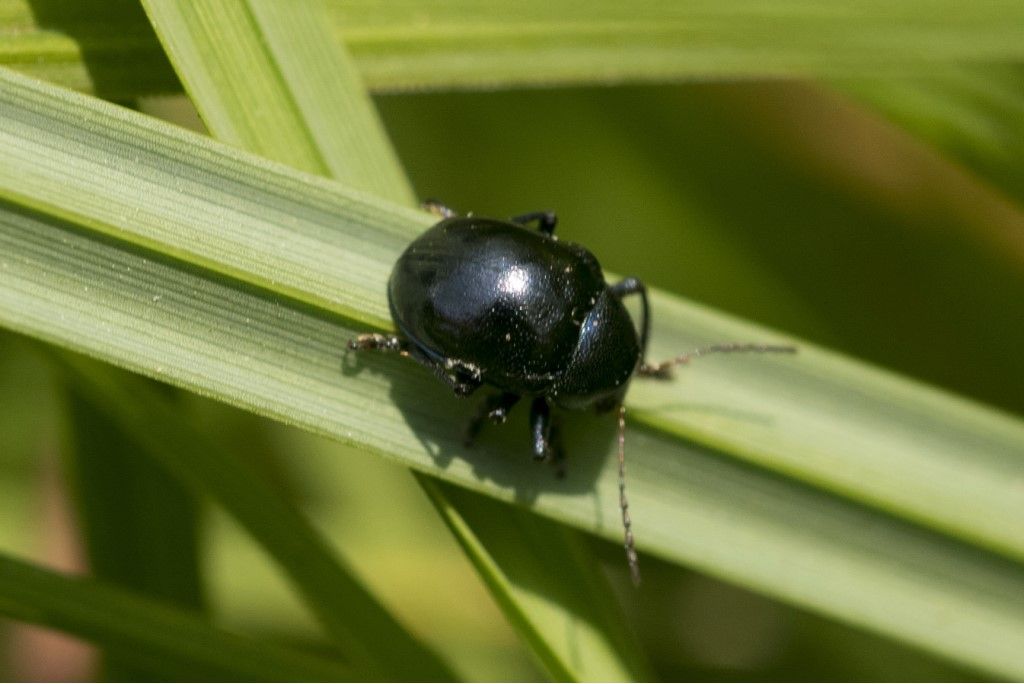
[464,391,521,447]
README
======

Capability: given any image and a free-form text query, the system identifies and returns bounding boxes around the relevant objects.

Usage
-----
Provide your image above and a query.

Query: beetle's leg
[529,397,555,462]
[348,334,483,395]
[347,333,410,354]
[464,391,521,446]
[609,277,651,361]
[421,199,457,219]
[510,211,557,237]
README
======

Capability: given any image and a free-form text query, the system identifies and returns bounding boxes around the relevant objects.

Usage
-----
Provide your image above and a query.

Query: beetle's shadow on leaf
[345,352,608,505]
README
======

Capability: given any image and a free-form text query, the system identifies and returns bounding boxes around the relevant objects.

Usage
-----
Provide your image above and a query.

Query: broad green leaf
[136,3,643,677]
[1,68,1024,676]
[0,551,353,680]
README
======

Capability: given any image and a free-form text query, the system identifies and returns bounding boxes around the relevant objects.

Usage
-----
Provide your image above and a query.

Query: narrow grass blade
[61,381,205,680]
[139,0,411,203]
[329,1,1024,91]
[840,67,1024,213]
[6,2,1024,95]
[422,478,654,681]
[0,551,353,680]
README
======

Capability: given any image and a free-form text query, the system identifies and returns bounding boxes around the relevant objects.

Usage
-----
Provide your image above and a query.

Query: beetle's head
[550,288,640,412]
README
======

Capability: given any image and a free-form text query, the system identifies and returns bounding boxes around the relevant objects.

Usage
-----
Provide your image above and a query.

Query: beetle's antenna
[638,343,796,378]
[618,404,641,586]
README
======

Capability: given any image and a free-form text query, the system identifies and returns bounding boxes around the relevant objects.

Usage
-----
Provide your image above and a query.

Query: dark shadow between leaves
[27,0,180,99]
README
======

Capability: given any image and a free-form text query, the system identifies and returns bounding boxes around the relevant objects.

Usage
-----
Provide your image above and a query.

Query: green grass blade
[61,380,205,679]
[6,2,1024,95]
[329,1,1024,90]
[839,67,1024,212]
[422,478,653,681]
[0,551,353,680]
[2,68,1024,675]
[418,476,574,682]
[53,352,452,681]
[139,0,411,203]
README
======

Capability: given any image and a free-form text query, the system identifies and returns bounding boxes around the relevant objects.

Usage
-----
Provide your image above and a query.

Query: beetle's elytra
[349,205,796,584]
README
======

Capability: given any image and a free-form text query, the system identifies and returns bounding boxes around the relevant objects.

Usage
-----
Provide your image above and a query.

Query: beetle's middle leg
[464,391,521,446]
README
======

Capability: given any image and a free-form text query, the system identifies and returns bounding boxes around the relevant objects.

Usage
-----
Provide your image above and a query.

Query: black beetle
[350,205,795,583]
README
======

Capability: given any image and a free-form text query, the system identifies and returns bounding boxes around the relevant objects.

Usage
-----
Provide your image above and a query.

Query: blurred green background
[5,70,1021,678]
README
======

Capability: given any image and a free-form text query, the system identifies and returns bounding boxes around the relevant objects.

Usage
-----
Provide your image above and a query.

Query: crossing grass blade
[0,552,355,680]
[6,1,1024,96]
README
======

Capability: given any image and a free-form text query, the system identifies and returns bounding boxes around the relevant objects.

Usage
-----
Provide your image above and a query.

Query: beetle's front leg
[439,358,483,397]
